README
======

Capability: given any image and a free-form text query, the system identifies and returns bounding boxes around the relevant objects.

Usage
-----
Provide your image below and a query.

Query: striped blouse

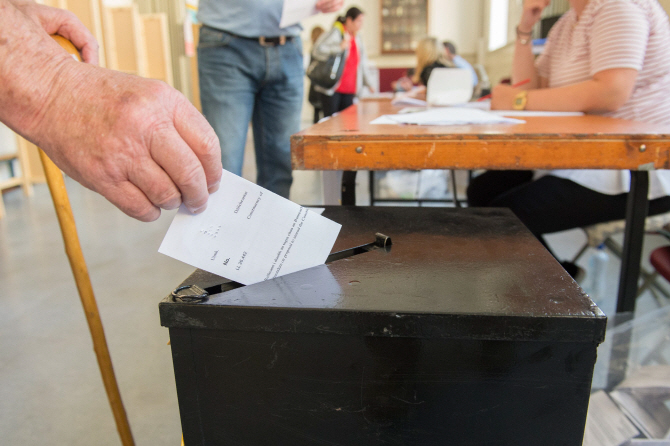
[534,0,670,198]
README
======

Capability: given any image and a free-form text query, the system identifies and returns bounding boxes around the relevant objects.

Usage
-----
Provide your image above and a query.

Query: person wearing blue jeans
[197,0,343,198]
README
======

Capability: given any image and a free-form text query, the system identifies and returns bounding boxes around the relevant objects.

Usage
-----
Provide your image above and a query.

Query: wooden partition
[140,13,173,86]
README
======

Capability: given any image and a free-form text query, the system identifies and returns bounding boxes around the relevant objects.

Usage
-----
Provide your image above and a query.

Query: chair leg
[604,237,670,302]
[649,279,670,300]
[647,285,669,308]
[637,271,657,298]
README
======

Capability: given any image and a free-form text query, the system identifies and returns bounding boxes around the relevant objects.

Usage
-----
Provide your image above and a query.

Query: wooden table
[291,101,670,313]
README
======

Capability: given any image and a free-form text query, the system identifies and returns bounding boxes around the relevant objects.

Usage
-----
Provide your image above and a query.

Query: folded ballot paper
[159,170,341,285]
[370,107,525,126]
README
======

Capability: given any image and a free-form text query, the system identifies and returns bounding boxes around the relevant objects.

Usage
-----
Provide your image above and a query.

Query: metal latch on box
[171,233,392,302]
[326,233,392,263]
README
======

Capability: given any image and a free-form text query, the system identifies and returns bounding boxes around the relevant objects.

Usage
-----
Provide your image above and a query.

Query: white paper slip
[306,207,326,215]
[382,107,525,126]
[279,0,317,29]
[391,96,428,107]
[491,110,584,117]
[159,170,342,285]
[370,115,401,125]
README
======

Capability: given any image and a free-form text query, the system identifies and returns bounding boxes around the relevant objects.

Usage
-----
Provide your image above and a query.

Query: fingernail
[208,181,220,193]
[189,204,207,214]
[164,198,182,210]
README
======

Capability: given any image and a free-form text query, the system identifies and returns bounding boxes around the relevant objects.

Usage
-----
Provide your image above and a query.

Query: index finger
[43,8,100,65]
[150,127,211,213]
[172,97,223,192]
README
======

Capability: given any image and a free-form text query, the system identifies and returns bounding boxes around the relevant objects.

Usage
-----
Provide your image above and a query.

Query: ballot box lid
[160,207,606,343]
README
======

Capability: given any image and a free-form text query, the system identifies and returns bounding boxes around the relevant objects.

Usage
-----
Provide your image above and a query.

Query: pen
[477,78,531,102]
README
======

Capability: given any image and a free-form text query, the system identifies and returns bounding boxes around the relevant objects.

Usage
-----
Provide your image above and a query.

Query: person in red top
[312,7,373,117]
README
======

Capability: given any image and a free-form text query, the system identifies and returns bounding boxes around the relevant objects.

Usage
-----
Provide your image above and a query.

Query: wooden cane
[40,35,135,446]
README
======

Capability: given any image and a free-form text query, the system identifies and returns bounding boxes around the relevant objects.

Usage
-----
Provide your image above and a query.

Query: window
[488,0,509,51]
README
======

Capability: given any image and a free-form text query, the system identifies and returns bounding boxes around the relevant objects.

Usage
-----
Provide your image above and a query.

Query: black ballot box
[160,207,606,446]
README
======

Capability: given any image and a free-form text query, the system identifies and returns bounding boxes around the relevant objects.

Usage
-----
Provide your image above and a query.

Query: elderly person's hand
[315,0,344,13]
[1,0,222,222]
[519,0,551,33]
[490,85,521,110]
[35,65,222,221]
[9,0,99,65]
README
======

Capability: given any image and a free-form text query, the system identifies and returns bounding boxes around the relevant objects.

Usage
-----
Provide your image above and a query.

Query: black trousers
[313,107,323,124]
[321,92,355,117]
[467,170,670,241]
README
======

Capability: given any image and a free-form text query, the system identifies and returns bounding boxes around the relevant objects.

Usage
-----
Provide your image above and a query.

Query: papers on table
[370,107,525,126]
[159,170,341,285]
[390,95,428,107]
[491,110,585,117]
[279,0,317,29]
[360,91,395,100]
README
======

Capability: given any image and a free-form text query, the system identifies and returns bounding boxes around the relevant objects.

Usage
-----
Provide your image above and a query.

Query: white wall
[300,0,483,68]
[429,0,483,56]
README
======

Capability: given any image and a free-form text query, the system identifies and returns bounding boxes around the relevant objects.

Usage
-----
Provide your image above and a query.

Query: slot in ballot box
[160,207,606,446]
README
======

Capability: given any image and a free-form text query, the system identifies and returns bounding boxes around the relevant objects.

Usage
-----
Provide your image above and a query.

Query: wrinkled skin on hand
[1,0,222,222]
[31,62,223,222]
[10,0,99,64]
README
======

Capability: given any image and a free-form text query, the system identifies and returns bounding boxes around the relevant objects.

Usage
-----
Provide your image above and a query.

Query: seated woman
[413,37,454,87]
[467,0,670,277]
[395,37,454,100]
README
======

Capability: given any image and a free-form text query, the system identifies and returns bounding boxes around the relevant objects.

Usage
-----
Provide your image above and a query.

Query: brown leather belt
[203,26,294,46]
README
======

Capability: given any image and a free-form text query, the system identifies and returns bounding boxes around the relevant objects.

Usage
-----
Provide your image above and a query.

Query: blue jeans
[198,26,303,198]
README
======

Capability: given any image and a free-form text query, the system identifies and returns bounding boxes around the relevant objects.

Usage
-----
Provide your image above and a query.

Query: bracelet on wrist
[516,25,532,35]
[516,26,533,45]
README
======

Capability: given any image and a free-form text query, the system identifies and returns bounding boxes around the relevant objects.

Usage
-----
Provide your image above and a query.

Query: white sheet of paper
[370,115,401,124]
[371,107,524,126]
[583,390,640,446]
[159,170,341,285]
[279,0,317,29]
[491,110,585,117]
[391,96,428,107]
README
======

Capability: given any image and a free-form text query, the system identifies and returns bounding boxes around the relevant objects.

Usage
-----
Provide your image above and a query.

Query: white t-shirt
[534,0,670,199]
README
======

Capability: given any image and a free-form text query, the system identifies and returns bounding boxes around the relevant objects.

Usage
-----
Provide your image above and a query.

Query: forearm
[527,79,627,113]
[512,40,540,88]
[0,0,72,140]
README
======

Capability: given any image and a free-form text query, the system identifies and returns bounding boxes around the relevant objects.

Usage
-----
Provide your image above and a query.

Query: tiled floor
[1,122,668,445]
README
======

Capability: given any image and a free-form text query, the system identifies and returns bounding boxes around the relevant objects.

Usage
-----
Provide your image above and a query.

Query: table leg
[616,171,649,313]
[607,171,648,390]
[341,171,357,206]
